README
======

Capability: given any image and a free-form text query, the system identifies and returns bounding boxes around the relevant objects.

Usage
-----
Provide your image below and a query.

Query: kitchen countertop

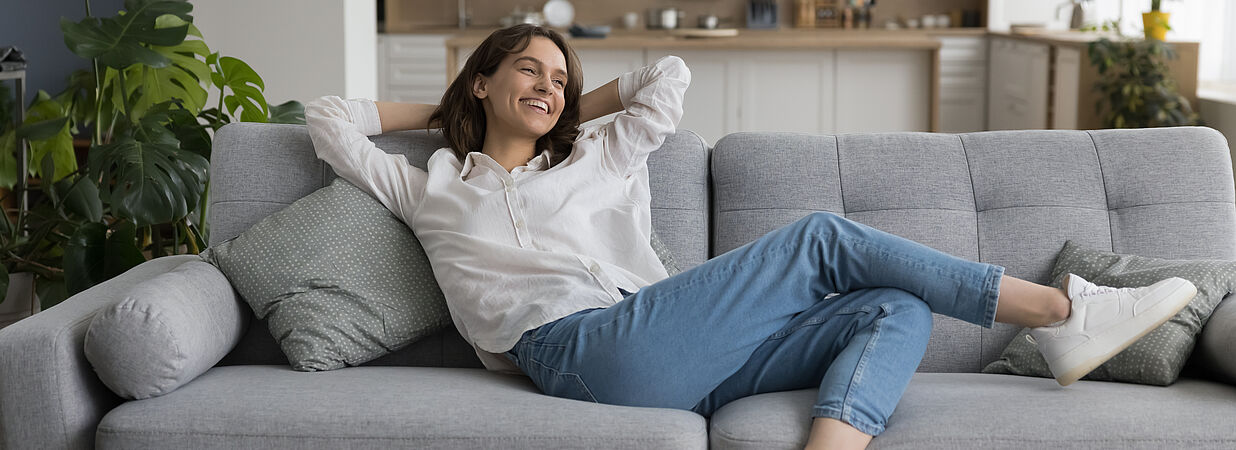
[386,27,992,50]
[988,30,1199,48]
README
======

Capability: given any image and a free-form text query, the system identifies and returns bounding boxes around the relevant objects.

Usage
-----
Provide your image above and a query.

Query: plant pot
[1143,11,1170,41]
[0,272,40,329]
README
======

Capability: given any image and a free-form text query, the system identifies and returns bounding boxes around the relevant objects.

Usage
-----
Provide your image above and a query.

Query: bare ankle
[1049,289,1071,323]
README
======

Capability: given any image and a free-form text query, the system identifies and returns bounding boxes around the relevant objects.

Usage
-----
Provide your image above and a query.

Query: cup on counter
[936,14,950,28]
[921,14,937,28]
[624,12,639,29]
[906,18,919,29]
[698,14,719,29]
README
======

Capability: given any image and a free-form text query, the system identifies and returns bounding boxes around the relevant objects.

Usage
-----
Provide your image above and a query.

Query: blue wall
[1,0,126,107]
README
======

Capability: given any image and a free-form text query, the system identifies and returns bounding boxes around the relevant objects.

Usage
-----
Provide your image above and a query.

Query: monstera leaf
[269,100,306,124]
[210,54,269,122]
[60,0,193,69]
[87,103,208,226]
[0,92,77,189]
[23,92,77,182]
[63,221,146,295]
[121,16,212,118]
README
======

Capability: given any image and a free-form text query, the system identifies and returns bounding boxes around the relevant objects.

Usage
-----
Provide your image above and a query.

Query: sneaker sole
[1049,278,1196,386]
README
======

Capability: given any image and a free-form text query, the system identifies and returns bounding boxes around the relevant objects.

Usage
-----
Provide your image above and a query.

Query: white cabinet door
[735,51,835,135]
[1020,41,1051,129]
[987,37,1050,130]
[1052,46,1081,129]
[575,49,645,129]
[987,38,1014,129]
[836,49,933,133]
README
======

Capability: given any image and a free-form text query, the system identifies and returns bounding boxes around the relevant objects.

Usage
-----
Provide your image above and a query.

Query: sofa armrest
[1198,294,1236,384]
[0,255,201,450]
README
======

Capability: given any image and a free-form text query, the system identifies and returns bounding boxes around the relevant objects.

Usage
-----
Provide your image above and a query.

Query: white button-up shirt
[306,56,691,373]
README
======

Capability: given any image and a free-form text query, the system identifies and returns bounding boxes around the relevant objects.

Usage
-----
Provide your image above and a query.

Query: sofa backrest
[710,127,1236,373]
[208,123,711,368]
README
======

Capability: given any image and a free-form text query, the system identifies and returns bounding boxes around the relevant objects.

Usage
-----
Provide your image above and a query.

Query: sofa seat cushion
[96,365,706,449]
[710,372,1236,450]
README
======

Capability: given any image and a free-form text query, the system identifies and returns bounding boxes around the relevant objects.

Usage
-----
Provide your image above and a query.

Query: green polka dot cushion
[983,240,1236,385]
[201,178,452,371]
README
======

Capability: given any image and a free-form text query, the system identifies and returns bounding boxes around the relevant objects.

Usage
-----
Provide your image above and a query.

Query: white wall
[192,0,377,107]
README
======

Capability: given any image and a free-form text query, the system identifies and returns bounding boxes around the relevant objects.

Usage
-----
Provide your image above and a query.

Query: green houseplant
[1087,37,1199,129]
[0,0,303,309]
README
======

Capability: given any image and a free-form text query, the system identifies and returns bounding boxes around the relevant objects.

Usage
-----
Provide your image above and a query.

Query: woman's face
[474,36,568,140]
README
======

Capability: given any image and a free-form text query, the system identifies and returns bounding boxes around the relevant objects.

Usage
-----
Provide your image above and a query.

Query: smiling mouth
[519,98,550,114]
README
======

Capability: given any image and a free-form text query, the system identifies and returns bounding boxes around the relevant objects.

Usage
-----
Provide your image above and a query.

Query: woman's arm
[374,101,439,133]
[579,79,623,124]
[596,56,691,178]
[305,96,428,221]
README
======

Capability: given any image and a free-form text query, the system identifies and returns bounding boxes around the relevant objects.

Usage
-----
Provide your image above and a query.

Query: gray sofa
[3,124,1236,449]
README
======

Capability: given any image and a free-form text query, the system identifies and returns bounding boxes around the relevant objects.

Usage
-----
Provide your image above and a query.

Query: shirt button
[505,184,514,193]
[515,219,525,228]
[589,263,601,274]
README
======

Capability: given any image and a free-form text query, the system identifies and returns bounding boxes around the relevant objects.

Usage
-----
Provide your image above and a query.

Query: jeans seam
[767,305,874,341]
[838,305,886,432]
[528,355,599,403]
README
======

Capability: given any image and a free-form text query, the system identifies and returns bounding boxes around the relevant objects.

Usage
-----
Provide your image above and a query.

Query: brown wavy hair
[428,25,582,168]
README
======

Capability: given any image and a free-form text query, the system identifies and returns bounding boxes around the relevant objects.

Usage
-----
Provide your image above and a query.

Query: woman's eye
[522,67,535,74]
[553,80,564,87]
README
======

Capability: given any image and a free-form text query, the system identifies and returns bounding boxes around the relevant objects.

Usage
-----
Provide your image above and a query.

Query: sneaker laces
[1078,285,1132,296]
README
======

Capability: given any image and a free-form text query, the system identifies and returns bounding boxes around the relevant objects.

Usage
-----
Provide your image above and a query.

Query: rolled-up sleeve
[599,56,691,179]
[305,95,427,222]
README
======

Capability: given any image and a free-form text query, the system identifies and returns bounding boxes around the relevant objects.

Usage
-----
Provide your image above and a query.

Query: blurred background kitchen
[6,0,1236,148]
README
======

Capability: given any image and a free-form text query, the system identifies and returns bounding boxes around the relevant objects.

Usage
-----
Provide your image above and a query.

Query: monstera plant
[0,0,303,309]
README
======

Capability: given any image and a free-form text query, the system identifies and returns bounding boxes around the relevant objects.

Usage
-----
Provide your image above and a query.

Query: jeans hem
[980,264,1006,329]
[810,405,885,436]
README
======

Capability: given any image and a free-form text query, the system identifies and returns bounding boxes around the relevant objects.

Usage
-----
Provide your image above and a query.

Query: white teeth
[520,99,549,113]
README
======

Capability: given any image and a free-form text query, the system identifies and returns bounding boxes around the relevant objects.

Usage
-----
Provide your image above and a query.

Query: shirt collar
[460,149,552,179]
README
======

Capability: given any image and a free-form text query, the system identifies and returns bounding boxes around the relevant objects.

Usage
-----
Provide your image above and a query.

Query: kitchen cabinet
[647,48,931,144]
[378,34,449,104]
[836,49,932,133]
[390,34,938,145]
[986,33,1198,131]
[987,36,1050,130]
[936,36,988,132]
[1052,46,1082,129]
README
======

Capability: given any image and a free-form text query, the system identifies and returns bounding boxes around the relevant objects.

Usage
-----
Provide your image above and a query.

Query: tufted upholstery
[710,127,1236,372]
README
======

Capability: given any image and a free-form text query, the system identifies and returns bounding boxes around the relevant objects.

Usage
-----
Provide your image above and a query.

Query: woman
[305,25,1195,449]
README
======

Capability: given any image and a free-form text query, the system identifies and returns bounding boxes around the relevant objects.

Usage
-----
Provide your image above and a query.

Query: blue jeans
[503,212,1003,436]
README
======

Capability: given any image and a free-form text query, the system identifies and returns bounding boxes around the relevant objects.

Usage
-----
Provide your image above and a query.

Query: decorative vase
[0,272,40,329]
[1142,11,1170,41]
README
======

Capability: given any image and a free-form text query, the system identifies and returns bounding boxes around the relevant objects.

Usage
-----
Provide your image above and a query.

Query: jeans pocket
[527,356,598,404]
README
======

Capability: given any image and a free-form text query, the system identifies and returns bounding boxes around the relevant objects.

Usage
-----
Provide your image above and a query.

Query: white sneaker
[1026,273,1196,386]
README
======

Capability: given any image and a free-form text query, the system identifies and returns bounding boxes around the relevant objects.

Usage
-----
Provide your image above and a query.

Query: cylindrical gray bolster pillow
[85,260,249,399]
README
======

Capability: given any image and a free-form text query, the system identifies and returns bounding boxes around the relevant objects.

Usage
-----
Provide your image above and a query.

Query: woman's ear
[472,74,488,100]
